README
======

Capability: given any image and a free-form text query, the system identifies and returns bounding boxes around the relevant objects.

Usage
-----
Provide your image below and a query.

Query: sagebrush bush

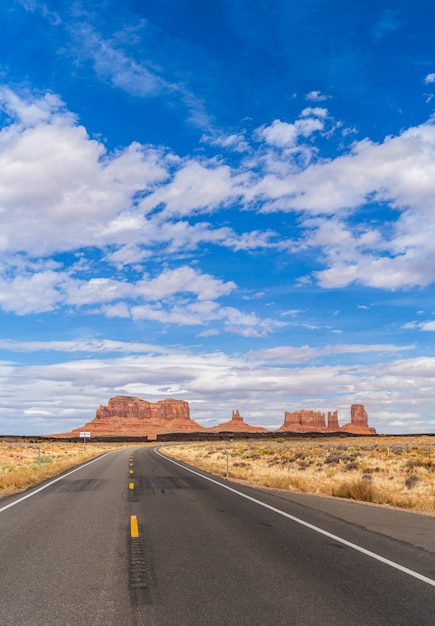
[332,479,376,502]
[404,474,420,489]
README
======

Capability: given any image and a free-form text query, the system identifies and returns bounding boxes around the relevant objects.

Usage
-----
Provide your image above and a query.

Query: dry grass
[162,436,435,514]
[0,440,122,497]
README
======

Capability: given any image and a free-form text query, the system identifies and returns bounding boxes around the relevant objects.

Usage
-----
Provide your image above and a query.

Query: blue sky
[1,0,435,435]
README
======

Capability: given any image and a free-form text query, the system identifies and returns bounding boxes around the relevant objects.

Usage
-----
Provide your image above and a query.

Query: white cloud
[403,320,435,332]
[0,94,170,257]
[246,343,413,364]
[201,131,250,153]
[424,73,435,84]
[255,114,325,149]
[140,159,247,217]
[4,85,435,307]
[305,91,329,102]
[252,119,435,288]
[0,270,66,314]
[0,261,237,316]
[136,267,235,301]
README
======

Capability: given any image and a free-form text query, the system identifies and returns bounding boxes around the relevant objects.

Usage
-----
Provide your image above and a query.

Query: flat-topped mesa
[278,409,327,432]
[69,396,204,436]
[208,409,268,433]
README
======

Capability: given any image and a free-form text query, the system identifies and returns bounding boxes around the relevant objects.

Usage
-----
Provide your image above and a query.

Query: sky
[1,0,435,435]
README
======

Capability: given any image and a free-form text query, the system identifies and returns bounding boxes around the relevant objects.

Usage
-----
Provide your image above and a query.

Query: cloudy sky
[1,0,435,435]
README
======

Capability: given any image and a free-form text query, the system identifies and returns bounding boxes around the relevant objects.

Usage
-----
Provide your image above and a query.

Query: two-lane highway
[0,446,434,625]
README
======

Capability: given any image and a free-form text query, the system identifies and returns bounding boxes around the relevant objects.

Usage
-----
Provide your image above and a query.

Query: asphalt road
[0,446,433,625]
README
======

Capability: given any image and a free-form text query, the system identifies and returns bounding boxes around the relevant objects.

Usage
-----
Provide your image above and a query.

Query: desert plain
[163,436,435,514]
[1,436,434,515]
[0,439,122,497]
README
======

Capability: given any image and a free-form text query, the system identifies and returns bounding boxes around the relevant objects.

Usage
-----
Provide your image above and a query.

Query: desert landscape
[1,435,433,515]
[1,395,433,514]
[0,440,121,497]
[163,436,435,514]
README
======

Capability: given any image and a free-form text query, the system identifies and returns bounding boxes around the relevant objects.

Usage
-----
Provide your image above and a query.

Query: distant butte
[63,396,204,437]
[277,404,376,435]
[208,409,268,433]
[53,396,376,437]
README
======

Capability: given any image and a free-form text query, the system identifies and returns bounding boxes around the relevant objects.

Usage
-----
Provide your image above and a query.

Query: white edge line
[0,451,114,513]
[156,448,435,588]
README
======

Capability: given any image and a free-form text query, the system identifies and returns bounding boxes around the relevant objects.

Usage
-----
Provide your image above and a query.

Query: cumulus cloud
[424,73,435,84]
[252,119,435,288]
[3,83,435,318]
[0,90,170,257]
[140,159,247,217]
[254,112,325,149]
[0,263,237,317]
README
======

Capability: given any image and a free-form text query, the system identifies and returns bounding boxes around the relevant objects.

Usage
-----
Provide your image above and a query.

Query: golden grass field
[0,440,122,497]
[162,436,435,514]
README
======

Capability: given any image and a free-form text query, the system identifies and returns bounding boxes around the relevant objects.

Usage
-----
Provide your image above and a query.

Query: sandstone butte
[62,396,202,437]
[208,409,268,433]
[56,396,376,437]
[277,404,376,435]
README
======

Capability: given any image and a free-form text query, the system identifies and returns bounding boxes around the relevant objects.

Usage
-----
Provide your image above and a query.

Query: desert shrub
[298,461,310,469]
[332,479,376,502]
[324,454,341,465]
[405,475,420,489]
[392,445,406,455]
[233,461,250,468]
[344,462,358,471]
[341,454,358,462]
[275,438,285,444]
[267,459,280,466]
[292,451,306,460]
[362,474,372,484]
[405,457,433,470]
[39,455,53,464]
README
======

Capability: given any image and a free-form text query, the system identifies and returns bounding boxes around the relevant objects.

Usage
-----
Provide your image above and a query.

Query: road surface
[0,446,433,625]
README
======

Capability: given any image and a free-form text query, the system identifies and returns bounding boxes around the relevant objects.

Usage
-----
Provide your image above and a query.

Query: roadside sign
[79,432,91,438]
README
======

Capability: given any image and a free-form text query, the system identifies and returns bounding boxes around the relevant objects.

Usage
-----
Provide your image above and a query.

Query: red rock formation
[208,409,268,433]
[278,404,376,434]
[340,404,376,435]
[278,409,327,432]
[62,396,204,437]
[327,410,339,431]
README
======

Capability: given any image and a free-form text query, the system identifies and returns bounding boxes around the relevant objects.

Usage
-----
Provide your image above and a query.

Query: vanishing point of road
[0,446,433,625]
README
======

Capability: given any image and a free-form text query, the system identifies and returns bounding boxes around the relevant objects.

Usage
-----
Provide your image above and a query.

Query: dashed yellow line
[131,515,139,538]
[129,482,135,490]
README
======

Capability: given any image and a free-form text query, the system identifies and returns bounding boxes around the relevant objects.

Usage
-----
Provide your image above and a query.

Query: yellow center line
[131,515,139,538]
[129,482,135,490]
